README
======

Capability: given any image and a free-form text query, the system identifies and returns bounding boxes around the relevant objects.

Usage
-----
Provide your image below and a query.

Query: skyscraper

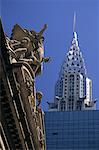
[45,15,98,150]
[48,14,96,111]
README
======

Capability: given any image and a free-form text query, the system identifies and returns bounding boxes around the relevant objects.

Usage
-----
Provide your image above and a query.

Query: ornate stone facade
[0,20,49,150]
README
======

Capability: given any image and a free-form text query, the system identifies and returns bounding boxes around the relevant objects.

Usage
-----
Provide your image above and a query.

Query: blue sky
[1,0,99,110]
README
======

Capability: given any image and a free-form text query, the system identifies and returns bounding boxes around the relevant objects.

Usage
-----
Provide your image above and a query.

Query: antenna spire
[73,12,76,33]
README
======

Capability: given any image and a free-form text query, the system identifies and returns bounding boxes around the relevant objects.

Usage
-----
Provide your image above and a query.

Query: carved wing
[11,24,28,41]
[11,24,35,41]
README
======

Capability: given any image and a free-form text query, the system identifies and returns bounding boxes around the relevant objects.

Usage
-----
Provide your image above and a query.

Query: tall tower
[45,15,98,150]
[48,13,96,111]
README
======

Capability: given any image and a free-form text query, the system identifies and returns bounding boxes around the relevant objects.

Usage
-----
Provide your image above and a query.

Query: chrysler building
[48,14,96,111]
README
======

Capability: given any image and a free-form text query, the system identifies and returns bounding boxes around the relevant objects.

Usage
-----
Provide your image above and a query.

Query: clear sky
[1,0,99,110]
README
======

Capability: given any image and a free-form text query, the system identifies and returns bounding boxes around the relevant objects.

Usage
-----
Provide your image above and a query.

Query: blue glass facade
[45,110,99,150]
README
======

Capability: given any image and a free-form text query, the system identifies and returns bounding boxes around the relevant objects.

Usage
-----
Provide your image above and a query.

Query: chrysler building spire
[73,12,78,41]
[72,12,78,47]
[48,14,96,111]
[73,12,76,33]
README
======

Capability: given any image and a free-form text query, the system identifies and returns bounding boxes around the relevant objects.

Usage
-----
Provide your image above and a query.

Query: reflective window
[45,110,99,150]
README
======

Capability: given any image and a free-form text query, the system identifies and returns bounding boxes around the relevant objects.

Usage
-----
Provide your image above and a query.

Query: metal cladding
[60,32,86,76]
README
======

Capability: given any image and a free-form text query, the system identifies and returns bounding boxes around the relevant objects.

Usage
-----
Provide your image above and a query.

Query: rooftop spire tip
[73,12,76,33]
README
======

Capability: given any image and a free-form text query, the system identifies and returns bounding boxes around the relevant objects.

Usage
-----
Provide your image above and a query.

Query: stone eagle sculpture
[6,24,50,76]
